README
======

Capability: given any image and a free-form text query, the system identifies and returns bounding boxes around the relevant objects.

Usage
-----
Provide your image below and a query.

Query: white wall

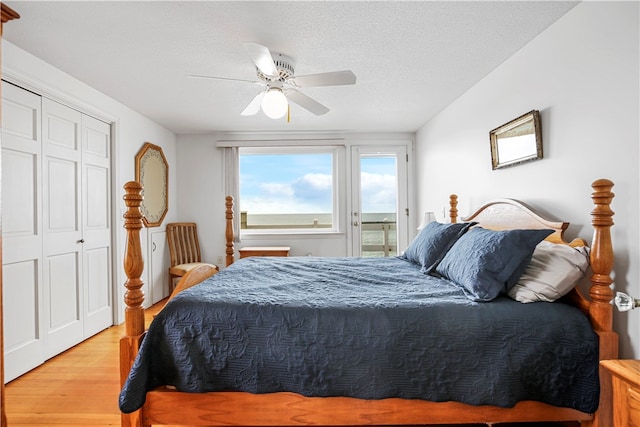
[2,40,178,323]
[415,2,639,358]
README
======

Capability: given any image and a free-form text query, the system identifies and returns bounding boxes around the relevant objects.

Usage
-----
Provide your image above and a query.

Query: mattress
[120,256,599,414]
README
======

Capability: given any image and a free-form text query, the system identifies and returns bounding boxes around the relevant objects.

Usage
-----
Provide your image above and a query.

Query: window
[239,146,338,233]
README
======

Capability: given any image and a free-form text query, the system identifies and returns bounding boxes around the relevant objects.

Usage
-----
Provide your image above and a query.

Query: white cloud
[295,173,332,191]
[259,182,294,197]
[360,172,396,212]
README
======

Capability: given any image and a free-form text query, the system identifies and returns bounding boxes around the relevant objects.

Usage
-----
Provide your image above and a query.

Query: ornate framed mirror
[135,142,168,227]
[490,110,542,170]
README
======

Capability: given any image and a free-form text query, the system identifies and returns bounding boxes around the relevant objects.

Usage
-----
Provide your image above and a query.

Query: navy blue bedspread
[119,256,599,414]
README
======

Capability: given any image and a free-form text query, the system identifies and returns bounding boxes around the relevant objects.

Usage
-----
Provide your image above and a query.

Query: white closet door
[42,98,84,359]
[1,82,44,382]
[81,115,112,337]
[3,84,113,380]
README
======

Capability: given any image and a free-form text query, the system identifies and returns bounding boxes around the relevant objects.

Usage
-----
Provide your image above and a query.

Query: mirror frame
[490,110,542,170]
[135,142,168,227]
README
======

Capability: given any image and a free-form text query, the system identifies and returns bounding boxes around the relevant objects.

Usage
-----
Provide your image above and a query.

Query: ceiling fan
[189,43,356,119]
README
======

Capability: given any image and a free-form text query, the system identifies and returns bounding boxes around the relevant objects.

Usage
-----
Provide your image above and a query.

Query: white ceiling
[3,1,578,134]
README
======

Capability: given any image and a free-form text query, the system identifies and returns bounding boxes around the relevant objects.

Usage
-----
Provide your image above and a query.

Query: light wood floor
[4,299,579,427]
[5,299,164,426]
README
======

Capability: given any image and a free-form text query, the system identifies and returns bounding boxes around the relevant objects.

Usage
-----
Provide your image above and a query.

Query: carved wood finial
[589,178,615,334]
[123,181,145,337]
[1,4,20,25]
[225,196,235,267]
[449,194,458,223]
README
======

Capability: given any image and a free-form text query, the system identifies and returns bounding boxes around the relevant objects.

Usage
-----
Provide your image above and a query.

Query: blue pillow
[433,227,554,302]
[398,221,475,272]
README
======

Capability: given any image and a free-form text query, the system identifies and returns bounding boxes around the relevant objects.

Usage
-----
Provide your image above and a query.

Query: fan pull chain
[287,105,291,123]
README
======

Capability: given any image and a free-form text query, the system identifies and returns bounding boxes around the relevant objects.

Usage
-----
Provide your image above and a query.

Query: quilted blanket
[119,256,599,413]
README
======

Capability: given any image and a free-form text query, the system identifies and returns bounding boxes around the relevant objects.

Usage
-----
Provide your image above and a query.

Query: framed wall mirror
[490,110,542,170]
[135,142,168,227]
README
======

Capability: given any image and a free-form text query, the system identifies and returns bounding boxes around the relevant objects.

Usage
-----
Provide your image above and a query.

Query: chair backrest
[166,222,202,267]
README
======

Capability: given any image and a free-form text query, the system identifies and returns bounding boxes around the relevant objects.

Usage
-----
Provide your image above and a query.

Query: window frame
[238,145,345,237]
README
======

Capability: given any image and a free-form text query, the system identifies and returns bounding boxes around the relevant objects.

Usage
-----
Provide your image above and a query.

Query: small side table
[239,246,291,259]
[601,359,640,426]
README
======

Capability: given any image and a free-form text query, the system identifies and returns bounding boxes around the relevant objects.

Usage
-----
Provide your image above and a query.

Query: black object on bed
[119,256,599,414]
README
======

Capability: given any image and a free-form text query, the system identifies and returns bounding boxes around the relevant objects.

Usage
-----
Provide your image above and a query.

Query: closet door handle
[77,239,85,244]
[152,242,157,252]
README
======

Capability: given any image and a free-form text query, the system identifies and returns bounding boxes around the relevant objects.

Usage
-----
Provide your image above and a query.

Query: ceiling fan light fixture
[261,88,288,119]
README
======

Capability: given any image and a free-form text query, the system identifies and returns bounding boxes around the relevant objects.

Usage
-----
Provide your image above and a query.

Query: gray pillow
[433,227,554,301]
[398,221,475,272]
[508,241,590,303]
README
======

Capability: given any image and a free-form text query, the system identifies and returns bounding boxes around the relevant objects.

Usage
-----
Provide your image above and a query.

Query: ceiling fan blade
[244,42,278,77]
[285,89,329,116]
[293,70,356,87]
[241,91,265,116]
[188,74,259,84]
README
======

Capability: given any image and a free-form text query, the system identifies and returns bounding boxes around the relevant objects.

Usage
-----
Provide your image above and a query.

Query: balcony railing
[360,221,397,257]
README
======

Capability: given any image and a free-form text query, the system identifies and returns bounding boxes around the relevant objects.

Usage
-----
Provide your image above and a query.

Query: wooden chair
[166,222,218,291]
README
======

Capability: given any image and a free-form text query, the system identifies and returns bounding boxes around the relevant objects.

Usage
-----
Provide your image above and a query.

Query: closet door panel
[42,98,83,359]
[2,87,39,151]
[81,115,111,337]
[2,83,40,258]
[47,253,79,329]
[2,260,42,382]
[85,247,109,326]
[46,158,78,231]
[1,82,43,382]
[2,150,38,260]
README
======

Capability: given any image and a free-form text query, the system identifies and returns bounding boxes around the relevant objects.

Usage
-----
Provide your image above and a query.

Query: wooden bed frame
[120,178,618,427]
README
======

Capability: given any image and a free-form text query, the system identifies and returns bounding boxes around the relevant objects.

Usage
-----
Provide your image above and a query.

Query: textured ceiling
[3,1,578,134]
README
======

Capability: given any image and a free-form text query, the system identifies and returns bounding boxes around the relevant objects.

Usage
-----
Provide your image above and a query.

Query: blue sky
[240,154,396,214]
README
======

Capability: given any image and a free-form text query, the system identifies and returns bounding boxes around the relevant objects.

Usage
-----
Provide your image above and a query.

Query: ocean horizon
[243,212,396,226]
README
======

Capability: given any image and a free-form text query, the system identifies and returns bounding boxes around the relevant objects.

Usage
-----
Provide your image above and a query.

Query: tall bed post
[120,181,146,427]
[589,178,618,427]
[122,181,145,337]
[225,196,235,267]
[449,194,458,223]
[589,178,616,339]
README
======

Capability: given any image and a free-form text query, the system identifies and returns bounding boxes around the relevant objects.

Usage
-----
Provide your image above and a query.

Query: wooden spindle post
[120,181,146,427]
[589,178,615,335]
[225,196,235,267]
[122,181,145,337]
[589,178,618,427]
[449,194,458,223]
